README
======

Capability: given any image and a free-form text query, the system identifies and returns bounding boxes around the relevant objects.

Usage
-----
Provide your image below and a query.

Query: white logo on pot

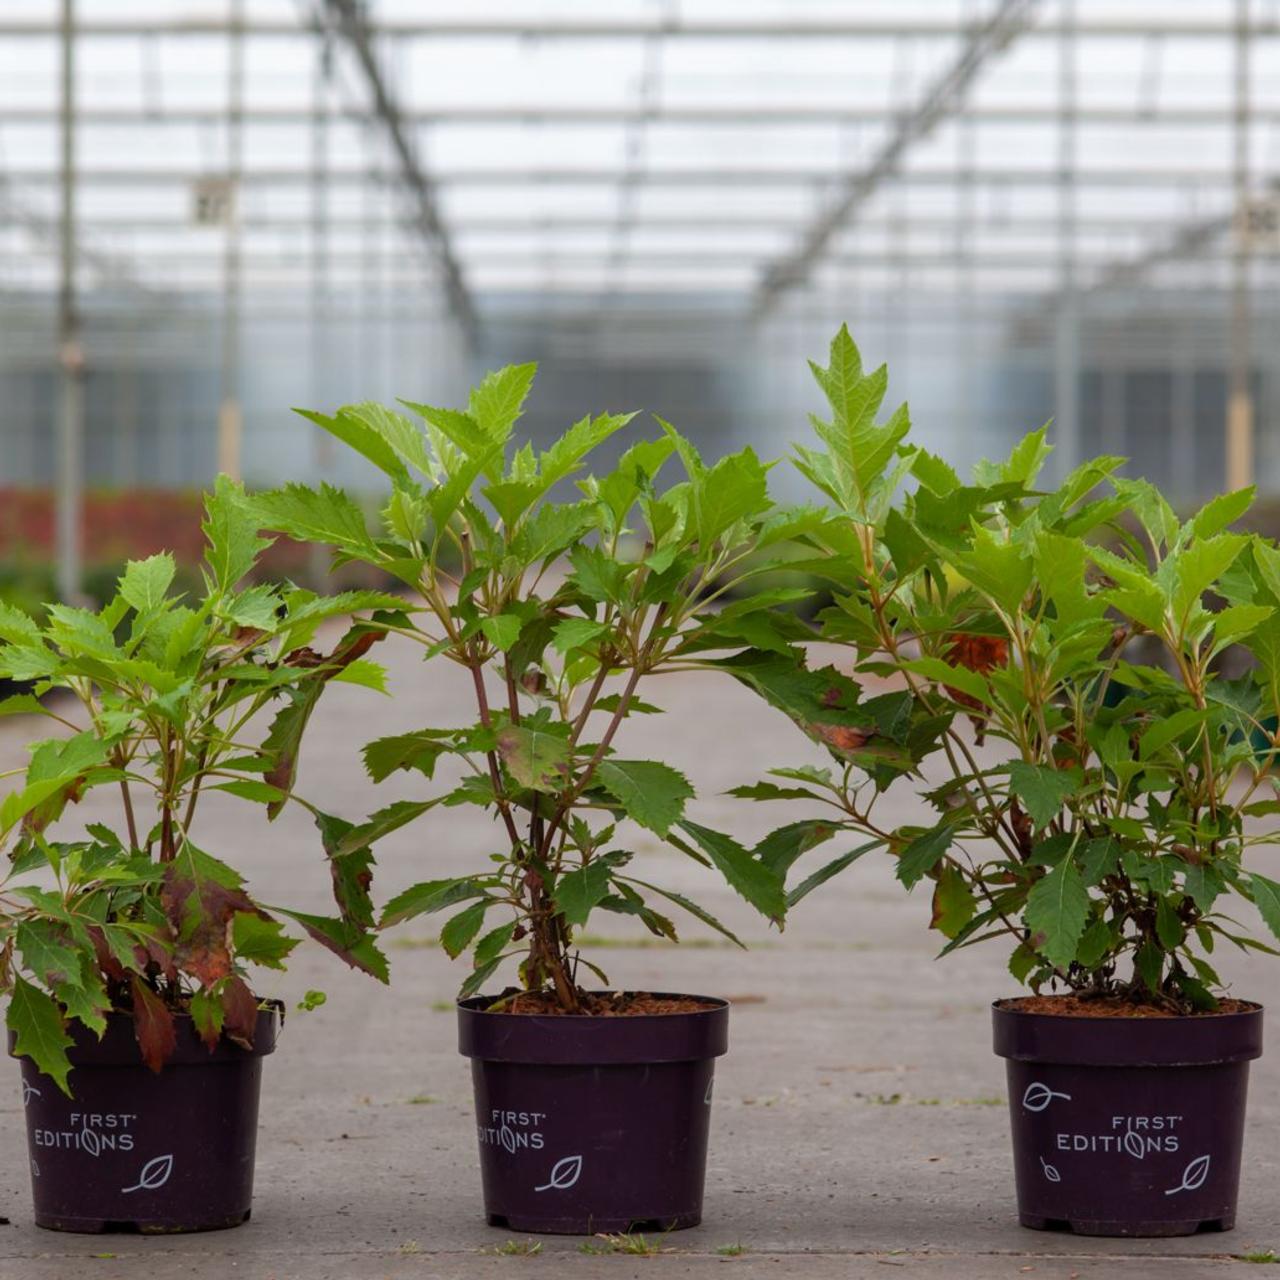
[1165,1154,1211,1196]
[21,1082,40,1105]
[1053,1112,1183,1157]
[535,1155,583,1192]
[478,1108,546,1152]
[1021,1082,1071,1113]
[122,1154,174,1195]
[1039,1156,1061,1183]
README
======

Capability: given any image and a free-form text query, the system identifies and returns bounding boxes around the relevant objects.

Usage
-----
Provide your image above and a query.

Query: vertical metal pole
[1172,314,1196,500]
[55,0,84,605]
[361,154,378,398]
[311,24,333,462]
[381,191,394,398]
[1054,0,1081,474]
[306,27,334,586]
[1227,0,1254,491]
[956,0,976,453]
[217,0,244,480]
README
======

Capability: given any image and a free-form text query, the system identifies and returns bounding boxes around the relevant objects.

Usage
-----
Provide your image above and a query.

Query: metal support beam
[753,0,1038,315]
[54,0,83,606]
[78,247,1280,272]
[217,0,245,482]
[0,164,1254,187]
[6,104,1280,127]
[322,0,474,338]
[34,213,1244,237]
[1,16,1278,37]
[1228,0,1254,491]
[1053,0,1080,476]
[310,19,334,480]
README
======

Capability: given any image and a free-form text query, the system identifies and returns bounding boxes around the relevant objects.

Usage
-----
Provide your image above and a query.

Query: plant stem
[468,662,522,849]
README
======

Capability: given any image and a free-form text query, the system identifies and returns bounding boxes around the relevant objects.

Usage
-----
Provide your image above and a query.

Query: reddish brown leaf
[1009,799,1034,859]
[944,633,1008,720]
[812,722,874,752]
[89,926,127,983]
[220,975,260,1051]
[130,977,178,1074]
[946,632,1009,675]
[161,866,257,988]
[132,928,179,982]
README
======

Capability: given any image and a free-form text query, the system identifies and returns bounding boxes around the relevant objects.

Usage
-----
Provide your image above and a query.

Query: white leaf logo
[1039,1156,1061,1183]
[1021,1082,1071,1113]
[1165,1154,1211,1196]
[1123,1130,1146,1161]
[30,1158,39,1179]
[21,1082,40,1105]
[79,1127,101,1159]
[534,1154,583,1193]
[122,1154,174,1195]
[704,1078,714,1106]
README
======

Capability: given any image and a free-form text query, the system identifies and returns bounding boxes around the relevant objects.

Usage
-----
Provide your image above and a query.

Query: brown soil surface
[1000,994,1258,1019]
[497,990,719,1017]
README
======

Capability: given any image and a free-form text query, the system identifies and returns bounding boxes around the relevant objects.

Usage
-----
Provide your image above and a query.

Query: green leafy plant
[253,365,809,1011]
[730,324,1280,1013]
[0,479,395,1091]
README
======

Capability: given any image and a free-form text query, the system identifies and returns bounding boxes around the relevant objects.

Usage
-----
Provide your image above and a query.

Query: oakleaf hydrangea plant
[253,364,812,1011]
[0,479,396,1091]
[730,325,1280,1013]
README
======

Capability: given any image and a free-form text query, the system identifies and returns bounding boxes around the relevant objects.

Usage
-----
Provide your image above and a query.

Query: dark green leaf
[895,824,955,889]
[596,759,693,836]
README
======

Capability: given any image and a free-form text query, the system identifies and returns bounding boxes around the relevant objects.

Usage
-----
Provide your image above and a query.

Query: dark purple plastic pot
[8,1002,281,1234]
[993,998,1263,1237]
[457,993,729,1235]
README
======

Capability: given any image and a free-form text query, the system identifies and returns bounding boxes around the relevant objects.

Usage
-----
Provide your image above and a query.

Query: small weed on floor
[482,1240,543,1256]
[579,1232,673,1256]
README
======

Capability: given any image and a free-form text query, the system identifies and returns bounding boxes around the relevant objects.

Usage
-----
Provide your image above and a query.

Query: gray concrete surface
[1,633,1277,1278]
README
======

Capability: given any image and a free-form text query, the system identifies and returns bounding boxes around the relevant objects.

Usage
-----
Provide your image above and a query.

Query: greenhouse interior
[3,4,1280,1279]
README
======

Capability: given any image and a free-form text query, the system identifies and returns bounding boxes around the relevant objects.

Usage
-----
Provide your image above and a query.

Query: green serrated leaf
[672,821,786,923]
[596,759,693,837]
[480,614,524,653]
[1007,761,1079,833]
[553,861,613,927]
[6,976,74,1095]
[896,824,956,888]
[440,900,489,959]
[252,482,379,560]
[1024,857,1089,970]
[120,553,176,613]
[231,912,297,969]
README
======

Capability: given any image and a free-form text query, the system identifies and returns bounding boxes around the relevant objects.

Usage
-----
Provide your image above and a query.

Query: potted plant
[0,477,396,1233]
[729,325,1275,1237]
[252,368,808,1233]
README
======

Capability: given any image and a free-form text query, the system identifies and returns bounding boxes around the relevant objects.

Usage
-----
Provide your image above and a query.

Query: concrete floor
[1,633,1277,1279]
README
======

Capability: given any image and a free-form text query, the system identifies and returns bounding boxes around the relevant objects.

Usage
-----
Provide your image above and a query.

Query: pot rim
[8,998,285,1069]
[457,990,730,1065]
[992,995,1264,1068]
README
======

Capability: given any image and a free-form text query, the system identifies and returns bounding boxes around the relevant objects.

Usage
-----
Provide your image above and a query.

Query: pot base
[34,1208,251,1235]
[489,1210,701,1236]
[1018,1212,1232,1238]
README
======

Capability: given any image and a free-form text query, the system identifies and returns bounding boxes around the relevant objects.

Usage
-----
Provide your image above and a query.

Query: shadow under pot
[9,1002,281,1234]
[993,997,1263,1237]
[457,993,729,1235]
